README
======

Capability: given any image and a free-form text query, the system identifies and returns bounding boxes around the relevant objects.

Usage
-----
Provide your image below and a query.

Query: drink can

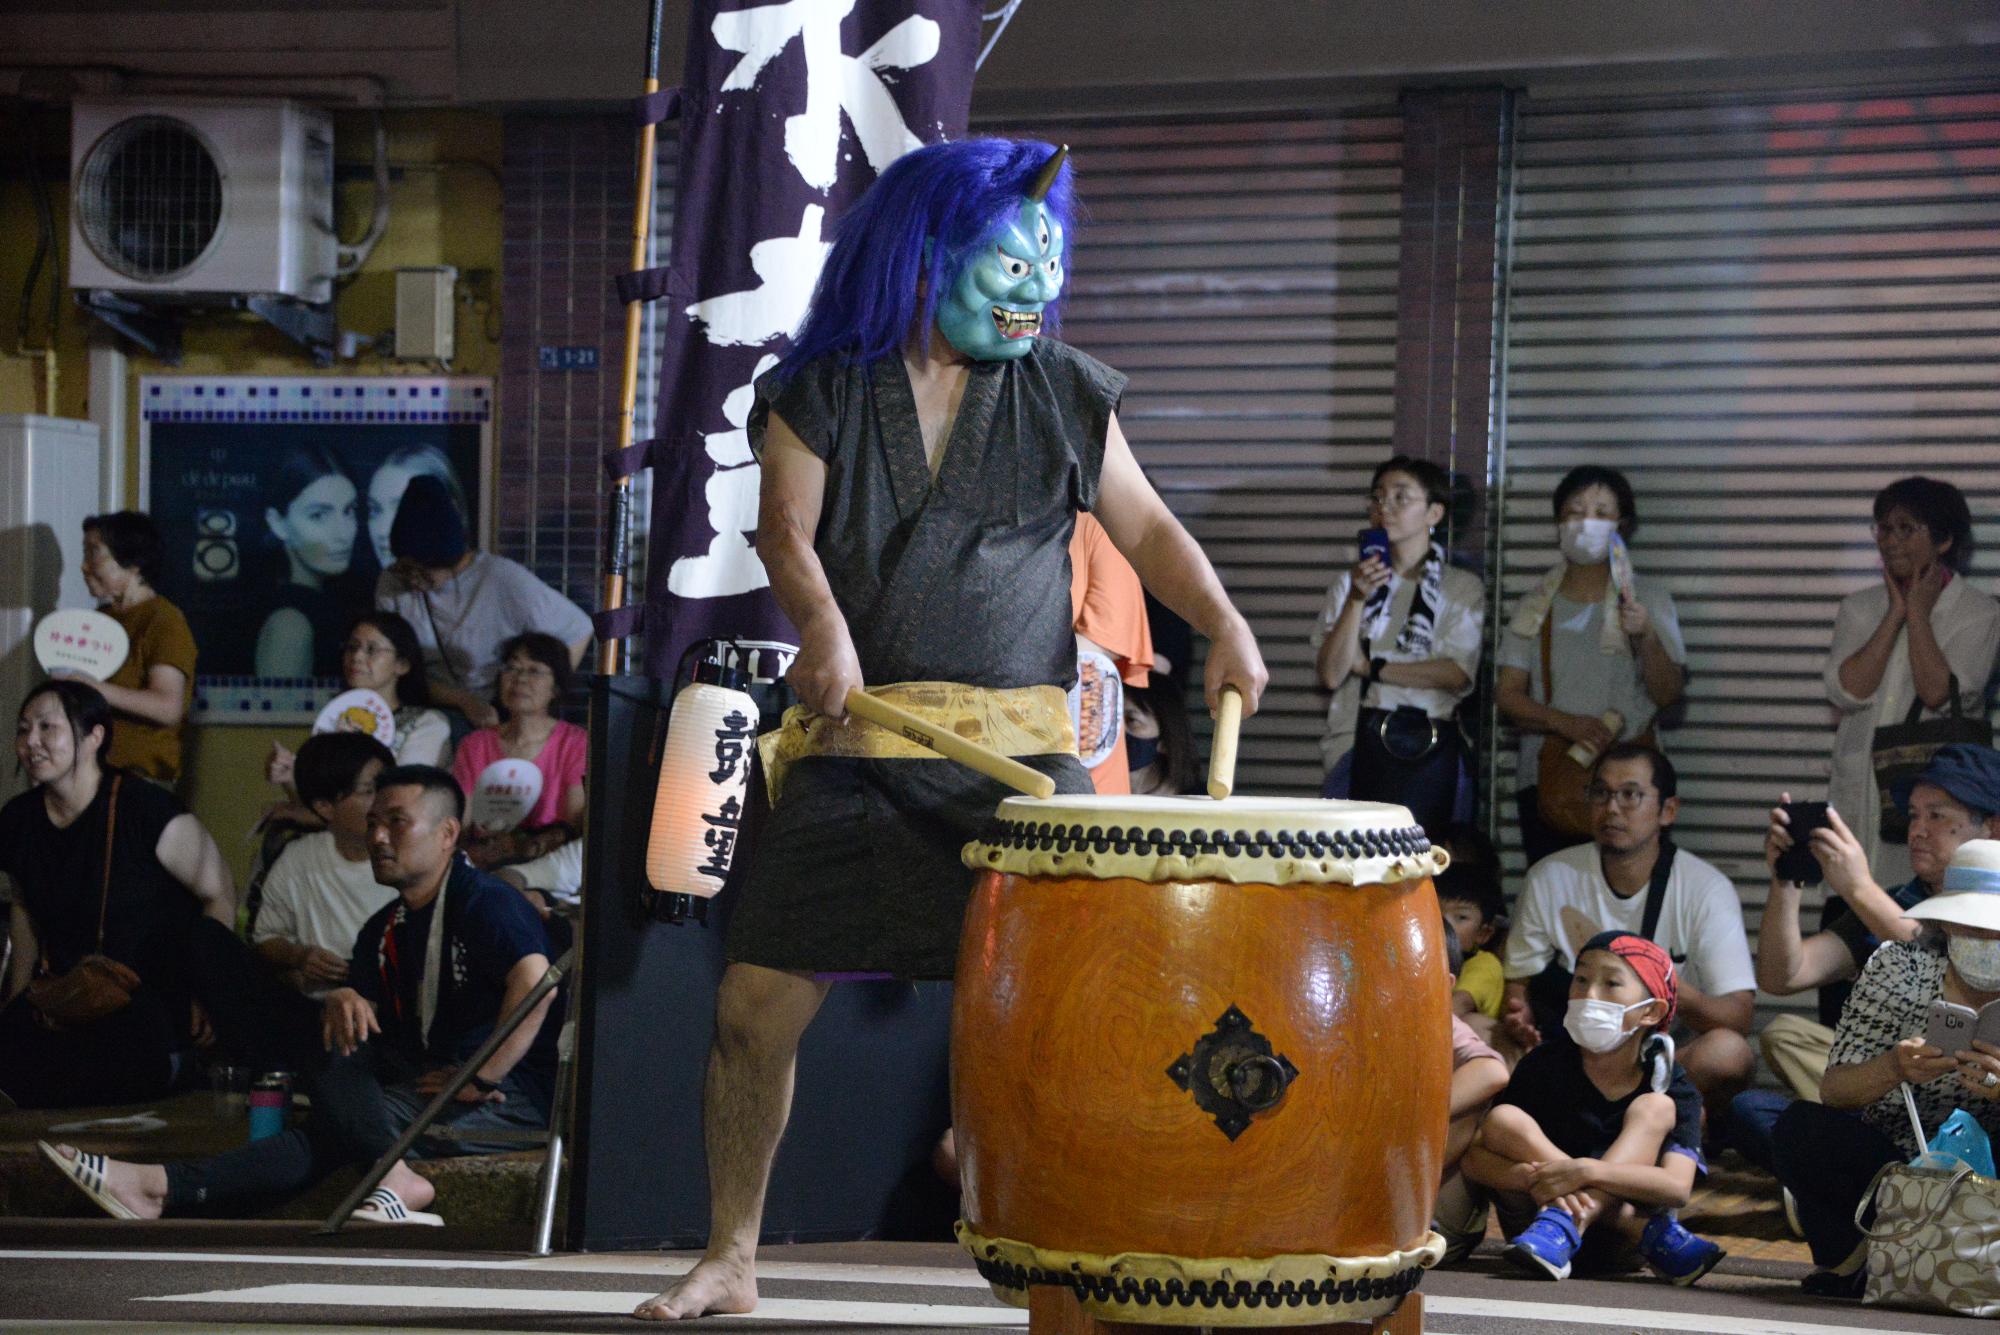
[248,1072,293,1142]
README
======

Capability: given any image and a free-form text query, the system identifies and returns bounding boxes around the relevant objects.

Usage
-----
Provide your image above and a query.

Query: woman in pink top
[453,632,587,870]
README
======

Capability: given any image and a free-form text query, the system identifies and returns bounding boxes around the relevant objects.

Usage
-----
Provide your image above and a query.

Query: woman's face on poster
[368,463,434,570]
[269,472,358,580]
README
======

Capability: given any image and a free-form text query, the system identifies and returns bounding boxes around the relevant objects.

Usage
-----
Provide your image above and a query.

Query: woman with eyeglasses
[1313,456,1484,834]
[452,632,587,879]
[1825,476,2000,884]
[265,612,452,793]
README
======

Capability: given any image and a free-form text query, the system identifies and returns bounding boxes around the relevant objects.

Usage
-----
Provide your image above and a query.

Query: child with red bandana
[1462,931,1725,1284]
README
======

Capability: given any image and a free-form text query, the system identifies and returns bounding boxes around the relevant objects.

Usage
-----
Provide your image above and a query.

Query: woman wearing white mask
[1772,838,2000,1298]
[1823,476,2000,887]
[1496,466,1687,866]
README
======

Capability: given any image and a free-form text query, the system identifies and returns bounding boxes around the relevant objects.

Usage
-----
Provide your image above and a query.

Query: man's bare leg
[634,962,831,1321]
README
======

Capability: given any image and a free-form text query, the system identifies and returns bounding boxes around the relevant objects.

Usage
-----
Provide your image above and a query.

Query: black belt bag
[1358,705,1446,762]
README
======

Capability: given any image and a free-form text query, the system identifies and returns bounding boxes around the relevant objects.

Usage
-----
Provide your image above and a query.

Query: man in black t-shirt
[41,767,560,1225]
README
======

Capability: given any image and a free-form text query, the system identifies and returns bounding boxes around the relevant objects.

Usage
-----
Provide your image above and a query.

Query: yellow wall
[0,105,505,887]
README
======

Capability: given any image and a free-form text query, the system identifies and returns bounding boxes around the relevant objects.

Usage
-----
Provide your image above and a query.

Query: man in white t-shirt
[253,733,399,998]
[376,476,593,729]
[1501,742,1758,1122]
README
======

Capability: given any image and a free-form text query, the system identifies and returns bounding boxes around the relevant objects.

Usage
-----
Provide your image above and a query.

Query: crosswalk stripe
[136,1283,1027,1325]
[133,1280,1915,1335]
[1428,1295,1911,1335]
[0,1249,992,1288]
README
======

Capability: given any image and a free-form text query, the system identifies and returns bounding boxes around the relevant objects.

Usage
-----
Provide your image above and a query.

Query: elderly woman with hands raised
[1825,476,2000,886]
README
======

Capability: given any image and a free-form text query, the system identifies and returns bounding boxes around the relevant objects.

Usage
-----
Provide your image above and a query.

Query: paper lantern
[645,652,758,919]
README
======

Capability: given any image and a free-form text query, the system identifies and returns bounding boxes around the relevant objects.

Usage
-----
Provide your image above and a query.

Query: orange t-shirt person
[1069,513,1154,794]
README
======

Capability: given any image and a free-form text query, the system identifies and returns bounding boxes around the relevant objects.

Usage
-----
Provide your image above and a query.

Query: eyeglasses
[341,641,394,658]
[501,661,554,681]
[1871,521,1929,542]
[1586,784,1655,808]
[1369,487,1426,511]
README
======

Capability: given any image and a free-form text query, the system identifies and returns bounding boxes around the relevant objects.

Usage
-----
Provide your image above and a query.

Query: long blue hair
[777,138,1075,376]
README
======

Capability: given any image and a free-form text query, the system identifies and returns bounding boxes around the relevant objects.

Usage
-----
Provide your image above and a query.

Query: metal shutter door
[980,111,1406,794]
[1498,86,2000,1017]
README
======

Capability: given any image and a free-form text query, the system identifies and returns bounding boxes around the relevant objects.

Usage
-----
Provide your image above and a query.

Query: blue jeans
[163,1042,547,1217]
[1728,1087,1794,1175]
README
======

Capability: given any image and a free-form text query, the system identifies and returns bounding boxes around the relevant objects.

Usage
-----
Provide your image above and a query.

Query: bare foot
[384,1160,436,1211]
[632,1254,758,1321]
[50,1143,168,1219]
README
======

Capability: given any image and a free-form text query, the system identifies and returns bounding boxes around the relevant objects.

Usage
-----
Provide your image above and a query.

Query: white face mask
[1559,517,1617,566]
[1949,934,2000,992]
[1563,996,1655,1053]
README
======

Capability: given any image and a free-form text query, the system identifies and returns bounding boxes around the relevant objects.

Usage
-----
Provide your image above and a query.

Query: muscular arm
[91,664,188,729]
[756,415,862,717]
[155,813,236,927]
[1093,415,1267,712]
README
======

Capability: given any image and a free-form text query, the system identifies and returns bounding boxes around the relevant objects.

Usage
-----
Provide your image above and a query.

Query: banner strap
[632,87,682,126]
[594,604,646,642]
[615,267,674,305]
[604,439,656,480]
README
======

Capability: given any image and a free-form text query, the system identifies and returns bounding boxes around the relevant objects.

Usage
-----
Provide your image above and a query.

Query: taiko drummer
[635,139,1268,1321]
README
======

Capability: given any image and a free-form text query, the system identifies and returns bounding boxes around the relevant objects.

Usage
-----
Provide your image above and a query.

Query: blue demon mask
[936,148,1067,361]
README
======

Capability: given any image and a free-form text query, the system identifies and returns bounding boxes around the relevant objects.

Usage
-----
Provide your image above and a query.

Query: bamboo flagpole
[598,0,668,677]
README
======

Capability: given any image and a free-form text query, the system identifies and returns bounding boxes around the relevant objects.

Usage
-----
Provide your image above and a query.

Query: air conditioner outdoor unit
[69,97,336,305]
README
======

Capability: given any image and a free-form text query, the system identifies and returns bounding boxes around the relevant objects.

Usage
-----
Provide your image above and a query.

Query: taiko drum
[952,795,1452,1327]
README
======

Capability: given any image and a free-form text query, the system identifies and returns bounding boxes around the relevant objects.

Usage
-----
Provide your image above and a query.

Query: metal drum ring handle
[1224,1054,1293,1112]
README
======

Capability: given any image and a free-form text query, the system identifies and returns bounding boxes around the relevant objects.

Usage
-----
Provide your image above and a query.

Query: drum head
[964,795,1446,886]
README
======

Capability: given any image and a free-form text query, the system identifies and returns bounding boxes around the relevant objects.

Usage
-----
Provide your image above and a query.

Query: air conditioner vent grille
[76,116,225,281]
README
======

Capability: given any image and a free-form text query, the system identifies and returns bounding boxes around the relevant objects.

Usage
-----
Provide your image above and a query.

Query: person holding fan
[1496,466,1687,866]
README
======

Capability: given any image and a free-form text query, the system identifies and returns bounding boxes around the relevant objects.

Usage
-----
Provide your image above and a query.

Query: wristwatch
[1368,656,1387,684]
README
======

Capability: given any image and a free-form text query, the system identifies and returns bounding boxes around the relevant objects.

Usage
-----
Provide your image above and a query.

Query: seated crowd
[2,462,1997,1307]
[2,483,594,1226]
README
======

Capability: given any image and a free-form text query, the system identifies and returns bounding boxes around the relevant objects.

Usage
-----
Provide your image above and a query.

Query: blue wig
[778,138,1075,377]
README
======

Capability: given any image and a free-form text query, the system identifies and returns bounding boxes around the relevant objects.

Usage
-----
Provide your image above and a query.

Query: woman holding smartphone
[1773,837,2000,1297]
[1312,456,1484,833]
[1825,476,2000,886]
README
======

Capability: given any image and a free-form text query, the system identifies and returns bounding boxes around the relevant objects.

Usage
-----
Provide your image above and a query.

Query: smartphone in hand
[1774,800,1830,886]
[1928,999,1979,1055]
[1357,527,1390,567]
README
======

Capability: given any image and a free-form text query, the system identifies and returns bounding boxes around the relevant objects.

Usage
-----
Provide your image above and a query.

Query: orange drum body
[953,796,1452,1327]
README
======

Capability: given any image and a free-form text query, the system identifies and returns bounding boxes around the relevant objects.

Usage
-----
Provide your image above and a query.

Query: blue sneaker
[1502,1207,1580,1280]
[1640,1213,1725,1286]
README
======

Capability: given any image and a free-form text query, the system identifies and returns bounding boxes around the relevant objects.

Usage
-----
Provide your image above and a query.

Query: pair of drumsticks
[842,685,1243,800]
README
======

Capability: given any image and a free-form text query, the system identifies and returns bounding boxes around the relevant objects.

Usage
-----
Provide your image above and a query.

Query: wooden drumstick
[843,689,1056,799]
[1207,685,1243,800]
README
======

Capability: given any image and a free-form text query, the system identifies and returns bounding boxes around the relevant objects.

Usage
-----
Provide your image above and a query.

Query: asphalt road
[0,1226,1982,1335]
